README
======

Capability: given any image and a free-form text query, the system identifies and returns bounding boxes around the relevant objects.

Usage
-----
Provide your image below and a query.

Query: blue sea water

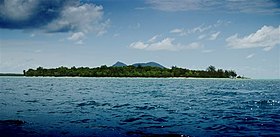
[0,77,280,137]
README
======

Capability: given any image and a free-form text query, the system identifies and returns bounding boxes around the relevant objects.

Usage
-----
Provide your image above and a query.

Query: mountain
[112,61,165,68]
[132,62,165,68]
[112,61,127,67]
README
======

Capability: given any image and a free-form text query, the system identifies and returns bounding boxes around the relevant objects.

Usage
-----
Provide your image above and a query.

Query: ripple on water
[204,124,250,132]
[113,103,130,108]
[136,105,156,110]
[60,111,73,114]
[244,99,280,109]
[235,116,259,124]
[122,117,142,123]
[45,98,53,101]
[1,78,279,137]
[206,90,238,97]
[25,100,39,103]
[254,99,280,106]
[126,131,189,137]
[70,119,91,124]
[0,120,35,137]
[5,88,15,91]
[77,100,111,107]
[0,120,26,126]
[150,117,168,123]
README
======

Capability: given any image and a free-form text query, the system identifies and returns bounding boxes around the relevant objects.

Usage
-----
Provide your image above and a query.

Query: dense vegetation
[24,65,238,78]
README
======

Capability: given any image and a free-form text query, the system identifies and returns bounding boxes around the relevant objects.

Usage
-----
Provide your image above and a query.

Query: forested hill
[112,61,165,68]
[24,65,238,78]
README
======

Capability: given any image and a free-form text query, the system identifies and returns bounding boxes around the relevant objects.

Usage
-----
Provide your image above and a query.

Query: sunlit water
[0,77,280,137]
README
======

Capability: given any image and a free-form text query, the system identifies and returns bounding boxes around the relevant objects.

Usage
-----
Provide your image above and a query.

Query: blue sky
[0,0,279,78]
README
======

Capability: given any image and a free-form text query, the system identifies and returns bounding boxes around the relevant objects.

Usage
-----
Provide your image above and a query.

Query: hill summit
[132,62,165,68]
[112,61,165,68]
[112,61,127,67]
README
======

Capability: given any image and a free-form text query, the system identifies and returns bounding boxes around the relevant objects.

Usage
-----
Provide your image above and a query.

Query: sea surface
[0,77,280,137]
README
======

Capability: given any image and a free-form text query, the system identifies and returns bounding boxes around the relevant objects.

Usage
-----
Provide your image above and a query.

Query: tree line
[24,65,238,78]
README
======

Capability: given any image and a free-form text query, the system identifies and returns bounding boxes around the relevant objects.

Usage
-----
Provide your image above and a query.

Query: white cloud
[147,38,178,51]
[0,1,108,35]
[96,19,110,36]
[147,0,207,11]
[225,0,280,14]
[214,20,231,27]
[171,20,229,39]
[68,32,85,41]
[67,32,85,44]
[46,3,109,44]
[170,24,211,37]
[146,0,280,14]
[130,36,203,51]
[170,28,183,33]
[226,25,280,51]
[130,38,177,51]
[209,31,221,40]
[0,0,38,21]
[189,24,212,33]
[45,4,104,33]
[246,53,255,59]
[0,1,109,45]
[198,34,206,40]
[184,42,204,49]
[129,41,148,49]
[148,35,161,43]
[170,28,186,36]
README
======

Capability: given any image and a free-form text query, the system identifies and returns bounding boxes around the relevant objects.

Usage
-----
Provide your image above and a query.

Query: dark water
[0,77,280,137]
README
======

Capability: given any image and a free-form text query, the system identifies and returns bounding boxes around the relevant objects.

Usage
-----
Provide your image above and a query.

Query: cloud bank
[170,24,212,36]
[226,25,280,51]
[130,36,203,51]
[0,0,107,35]
[170,20,227,42]
[146,0,280,14]
[130,20,227,51]
[130,38,179,51]
[209,31,220,40]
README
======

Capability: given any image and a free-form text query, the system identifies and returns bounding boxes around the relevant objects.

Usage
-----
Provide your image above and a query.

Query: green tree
[207,65,216,72]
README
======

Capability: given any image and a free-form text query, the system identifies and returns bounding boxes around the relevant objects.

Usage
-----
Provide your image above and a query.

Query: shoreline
[0,75,251,80]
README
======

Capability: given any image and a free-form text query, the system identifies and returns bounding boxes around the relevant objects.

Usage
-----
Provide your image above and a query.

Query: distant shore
[0,75,250,80]
[0,73,23,76]
[23,65,239,78]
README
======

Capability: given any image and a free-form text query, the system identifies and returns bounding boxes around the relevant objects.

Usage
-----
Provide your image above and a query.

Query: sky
[0,0,279,79]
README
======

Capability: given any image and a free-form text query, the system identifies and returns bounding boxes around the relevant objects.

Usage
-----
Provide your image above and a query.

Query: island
[23,61,239,78]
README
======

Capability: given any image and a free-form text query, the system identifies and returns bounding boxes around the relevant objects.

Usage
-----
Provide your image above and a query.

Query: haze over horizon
[0,0,279,79]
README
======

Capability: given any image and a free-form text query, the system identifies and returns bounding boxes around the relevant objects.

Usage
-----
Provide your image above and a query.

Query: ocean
[0,77,279,137]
